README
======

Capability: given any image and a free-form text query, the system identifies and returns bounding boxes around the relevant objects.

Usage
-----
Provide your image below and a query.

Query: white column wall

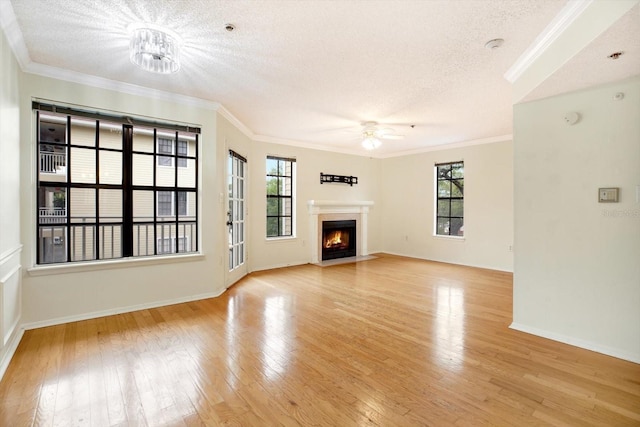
[512,76,640,362]
[0,28,23,378]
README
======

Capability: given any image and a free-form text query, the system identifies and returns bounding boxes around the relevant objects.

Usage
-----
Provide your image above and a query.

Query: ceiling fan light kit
[362,135,382,150]
[360,121,403,149]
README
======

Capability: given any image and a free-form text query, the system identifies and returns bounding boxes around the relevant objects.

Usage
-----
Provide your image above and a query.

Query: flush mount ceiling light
[129,24,181,74]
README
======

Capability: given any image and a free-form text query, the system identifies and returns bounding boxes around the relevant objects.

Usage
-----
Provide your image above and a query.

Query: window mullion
[65,115,72,263]
[174,131,179,254]
[153,129,158,255]
[95,120,100,260]
[195,134,199,251]
[122,125,134,257]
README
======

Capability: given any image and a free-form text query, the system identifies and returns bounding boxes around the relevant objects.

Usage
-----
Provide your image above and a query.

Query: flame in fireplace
[324,231,343,248]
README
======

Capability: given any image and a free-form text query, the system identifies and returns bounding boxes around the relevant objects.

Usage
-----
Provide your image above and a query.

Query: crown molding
[25,62,220,111]
[377,134,513,159]
[0,0,31,69]
[504,0,592,83]
[216,106,256,139]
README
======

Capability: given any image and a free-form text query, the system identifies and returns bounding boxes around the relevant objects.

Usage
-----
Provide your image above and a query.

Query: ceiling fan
[360,121,404,150]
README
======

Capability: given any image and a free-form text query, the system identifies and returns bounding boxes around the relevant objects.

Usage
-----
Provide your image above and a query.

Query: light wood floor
[1,254,639,426]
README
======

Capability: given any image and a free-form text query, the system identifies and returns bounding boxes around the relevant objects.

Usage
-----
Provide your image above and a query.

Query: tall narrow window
[435,161,464,237]
[35,102,200,264]
[266,156,295,238]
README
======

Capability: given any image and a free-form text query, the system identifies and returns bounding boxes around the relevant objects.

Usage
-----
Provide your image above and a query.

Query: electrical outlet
[508,245,513,252]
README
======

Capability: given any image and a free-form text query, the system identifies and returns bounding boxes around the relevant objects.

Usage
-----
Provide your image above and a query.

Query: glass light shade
[362,136,381,150]
[130,28,180,74]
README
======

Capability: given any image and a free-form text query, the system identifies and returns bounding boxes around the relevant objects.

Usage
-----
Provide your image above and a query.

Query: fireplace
[322,220,356,260]
[307,200,373,264]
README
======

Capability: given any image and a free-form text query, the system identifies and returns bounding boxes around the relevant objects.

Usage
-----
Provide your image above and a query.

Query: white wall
[0,28,23,377]
[19,73,228,325]
[379,141,514,272]
[248,142,382,271]
[513,76,640,363]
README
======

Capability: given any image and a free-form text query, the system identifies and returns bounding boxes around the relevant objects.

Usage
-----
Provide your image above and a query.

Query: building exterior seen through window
[266,156,295,238]
[435,161,464,237]
[35,104,200,264]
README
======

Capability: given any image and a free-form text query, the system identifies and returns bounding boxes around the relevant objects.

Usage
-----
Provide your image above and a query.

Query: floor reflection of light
[262,296,293,381]
[225,295,239,390]
[434,284,465,371]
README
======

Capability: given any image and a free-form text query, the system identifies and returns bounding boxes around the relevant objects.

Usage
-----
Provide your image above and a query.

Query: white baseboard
[381,251,514,273]
[0,326,24,382]
[250,260,308,273]
[509,322,640,364]
[22,289,226,331]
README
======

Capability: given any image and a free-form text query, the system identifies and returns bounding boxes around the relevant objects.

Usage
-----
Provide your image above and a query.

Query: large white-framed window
[34,101,200,264]
[435,161,464,237]
[266,156,296,238]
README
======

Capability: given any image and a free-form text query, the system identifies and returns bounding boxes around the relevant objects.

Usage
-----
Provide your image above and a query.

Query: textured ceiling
[4,0,637,156]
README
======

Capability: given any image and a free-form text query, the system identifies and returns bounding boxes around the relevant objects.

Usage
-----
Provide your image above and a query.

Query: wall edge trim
[0,327,24,382]
[0,244,23,267]
[509,322,640,364]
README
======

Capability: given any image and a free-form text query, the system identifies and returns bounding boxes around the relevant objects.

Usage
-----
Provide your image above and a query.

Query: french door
[226,150,247,285]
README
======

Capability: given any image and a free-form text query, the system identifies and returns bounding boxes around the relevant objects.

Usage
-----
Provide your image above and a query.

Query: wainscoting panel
[0,245,23,380]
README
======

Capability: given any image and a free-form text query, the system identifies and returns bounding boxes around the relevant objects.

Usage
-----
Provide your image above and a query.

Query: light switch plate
[599,187,619,203]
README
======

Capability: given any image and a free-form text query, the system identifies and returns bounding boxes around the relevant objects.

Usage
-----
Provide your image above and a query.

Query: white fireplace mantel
[307,200,373,263]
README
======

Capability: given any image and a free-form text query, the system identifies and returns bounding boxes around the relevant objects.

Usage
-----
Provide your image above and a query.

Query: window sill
[27,252,204,277]
[265,236,297,243]
[432,234,466,242]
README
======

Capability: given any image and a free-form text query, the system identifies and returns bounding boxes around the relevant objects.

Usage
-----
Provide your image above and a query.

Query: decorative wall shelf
[320,173,358,186]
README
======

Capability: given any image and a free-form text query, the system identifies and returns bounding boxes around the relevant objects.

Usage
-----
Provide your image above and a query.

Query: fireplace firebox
[321,220,356,260]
